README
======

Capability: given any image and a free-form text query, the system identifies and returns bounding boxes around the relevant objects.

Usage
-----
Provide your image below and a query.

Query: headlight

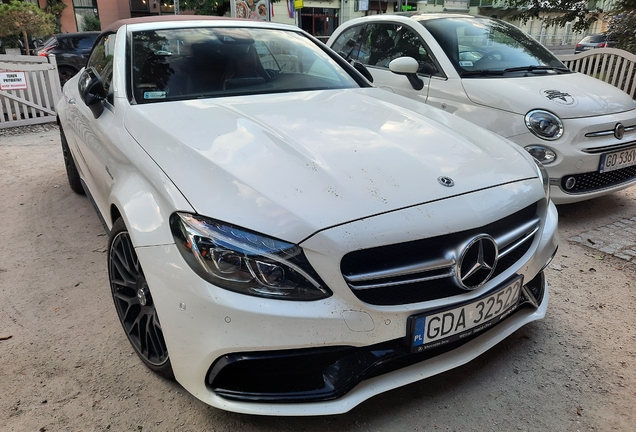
[525,110,563,140]
[533,158,551,202]
[170,213,331,301]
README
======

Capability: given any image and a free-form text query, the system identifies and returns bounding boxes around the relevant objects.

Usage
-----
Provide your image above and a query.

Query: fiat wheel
[108,218,173,378]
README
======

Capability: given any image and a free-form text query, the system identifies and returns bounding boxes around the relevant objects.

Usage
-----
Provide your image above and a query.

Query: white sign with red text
[0,71,28,90]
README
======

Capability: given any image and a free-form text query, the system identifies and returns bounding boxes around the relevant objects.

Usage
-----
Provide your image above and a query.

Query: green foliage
[1,33,20,49]
[0,0,55,54]
[45,0,67,33]
[502,0,602,33]
[502,0,636,54]
[83,13,102,31]
[608,11,636,55]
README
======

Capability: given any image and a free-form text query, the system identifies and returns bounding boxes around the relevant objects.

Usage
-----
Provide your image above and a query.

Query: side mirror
[78,67,106,118]
[389,57,424,91]
[351,60,374,83]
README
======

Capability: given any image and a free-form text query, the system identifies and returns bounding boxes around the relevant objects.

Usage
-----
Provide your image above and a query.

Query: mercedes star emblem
[456,235,498,290]
[438,176,455,187]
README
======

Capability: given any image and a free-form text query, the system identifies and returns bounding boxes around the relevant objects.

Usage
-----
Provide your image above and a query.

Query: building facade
[27,0,611,45]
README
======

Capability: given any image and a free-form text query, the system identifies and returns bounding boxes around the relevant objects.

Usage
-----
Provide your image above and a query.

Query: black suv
[37,32,100,86]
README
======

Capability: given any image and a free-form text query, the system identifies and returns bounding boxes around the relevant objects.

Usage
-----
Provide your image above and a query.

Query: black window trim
[356,20,447,79]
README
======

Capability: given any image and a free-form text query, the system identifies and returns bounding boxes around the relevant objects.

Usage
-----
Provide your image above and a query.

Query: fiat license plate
[409,275,523,353]
[599,147,636,173]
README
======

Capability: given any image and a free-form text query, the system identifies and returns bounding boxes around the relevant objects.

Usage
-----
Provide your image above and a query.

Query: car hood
[461,72,635,119]
[124,88,537,243]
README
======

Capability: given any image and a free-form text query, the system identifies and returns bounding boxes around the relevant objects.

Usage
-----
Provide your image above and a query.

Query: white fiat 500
[56,16,558,415]
[328,13,636,204]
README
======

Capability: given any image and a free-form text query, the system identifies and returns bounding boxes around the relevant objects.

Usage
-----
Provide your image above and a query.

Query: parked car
[328,14,636,204]
[574,33,616,53]
[37,32,99,86]
[57,16,558,415]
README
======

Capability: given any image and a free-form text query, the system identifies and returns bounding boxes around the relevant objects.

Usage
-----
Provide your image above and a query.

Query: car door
[69,33,119,220]
[339,22,442,102]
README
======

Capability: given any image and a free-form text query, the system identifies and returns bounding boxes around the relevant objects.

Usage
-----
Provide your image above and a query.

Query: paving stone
[573,216,636,262]
[599,246,619,254]
[614,253,632,260]
[614,252,632,261]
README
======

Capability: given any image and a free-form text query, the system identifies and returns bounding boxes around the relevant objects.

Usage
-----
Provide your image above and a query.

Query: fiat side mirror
[389,57,424,91]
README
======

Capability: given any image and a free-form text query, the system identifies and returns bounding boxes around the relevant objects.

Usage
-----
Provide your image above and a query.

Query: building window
[73,0,99,32]
[300,8,339,39]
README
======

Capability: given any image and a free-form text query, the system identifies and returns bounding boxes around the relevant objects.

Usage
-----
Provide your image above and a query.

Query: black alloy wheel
[108,218,174,378]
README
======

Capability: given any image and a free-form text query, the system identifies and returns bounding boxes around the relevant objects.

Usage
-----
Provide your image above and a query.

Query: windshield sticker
[459,61,473,67]
[541,89,577,107]
[144,91,167,99]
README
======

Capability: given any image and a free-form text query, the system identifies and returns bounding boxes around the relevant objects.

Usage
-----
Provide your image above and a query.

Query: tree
[0,0,55,55]
[608,0,636,54]
[44,0,66,33]
[83,13,101,31]
[504,0,636,54]
[503,0,603,33]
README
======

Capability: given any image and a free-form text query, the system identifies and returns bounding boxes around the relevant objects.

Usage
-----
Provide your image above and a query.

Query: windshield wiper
[460,69,506,77]
[503,65,570,74]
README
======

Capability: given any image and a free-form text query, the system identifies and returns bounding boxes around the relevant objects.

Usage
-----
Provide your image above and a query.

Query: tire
[59,127,85,195]
[58,66,77,88]
[108,218,174,379]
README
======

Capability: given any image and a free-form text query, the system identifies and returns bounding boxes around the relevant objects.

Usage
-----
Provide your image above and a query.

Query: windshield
[419,17,569,77]
[130,27,359,104]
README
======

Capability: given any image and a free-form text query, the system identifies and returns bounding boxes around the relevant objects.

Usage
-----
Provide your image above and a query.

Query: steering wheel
[479,50,504,62]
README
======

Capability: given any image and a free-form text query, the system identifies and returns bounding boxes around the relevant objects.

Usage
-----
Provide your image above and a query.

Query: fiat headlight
[525,110,563,140]
[170,213,331,301]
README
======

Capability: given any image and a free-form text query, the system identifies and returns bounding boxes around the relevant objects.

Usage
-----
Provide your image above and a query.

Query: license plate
[599,147,636,173]
[409,276,523,353]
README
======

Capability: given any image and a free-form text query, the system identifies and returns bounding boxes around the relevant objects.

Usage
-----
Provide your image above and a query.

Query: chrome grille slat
[585,125,636,138]
[582,141,636,154]
[498,225,539,259]
[348,268,455,290]
[344,257,455,283]
[493,216,540,249]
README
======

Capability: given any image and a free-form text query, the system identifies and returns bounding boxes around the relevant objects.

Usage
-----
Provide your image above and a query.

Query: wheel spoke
[110,255,136,287]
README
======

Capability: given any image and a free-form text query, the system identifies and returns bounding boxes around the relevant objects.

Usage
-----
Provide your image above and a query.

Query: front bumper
[206,272,546,403]
[135,192,558,415]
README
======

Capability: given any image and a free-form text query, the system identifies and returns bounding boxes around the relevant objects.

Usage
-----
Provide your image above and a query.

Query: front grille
[560,165,636,193]
[340,202,540,306]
